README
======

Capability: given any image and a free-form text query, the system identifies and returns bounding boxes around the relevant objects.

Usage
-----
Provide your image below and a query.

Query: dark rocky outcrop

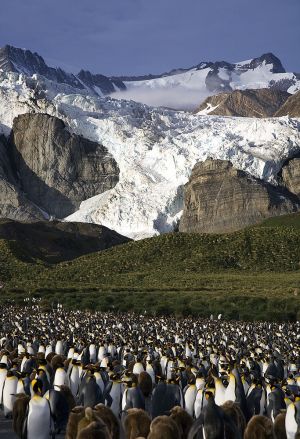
[0,136,45,221]
[197,89,291,117]
[0,45,84,89]
[78,70,126,95]
[275,90,300,117]
[240,53,286,74]
[179,159,299,234]
[9,113,120,218]
[0,219,130,263]
[280,156,300,198]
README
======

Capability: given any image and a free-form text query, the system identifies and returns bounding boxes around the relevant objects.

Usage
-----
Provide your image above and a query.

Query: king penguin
[2,371,18,417]
[285,399,300,439]
[0,362,8,406]
[24,380,53,439]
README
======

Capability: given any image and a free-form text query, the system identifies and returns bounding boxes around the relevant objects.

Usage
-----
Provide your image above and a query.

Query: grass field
[1,220,300,321]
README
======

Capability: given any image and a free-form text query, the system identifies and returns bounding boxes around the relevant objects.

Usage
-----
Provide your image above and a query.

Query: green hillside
[257,212,300,229]
[1,226,300,321]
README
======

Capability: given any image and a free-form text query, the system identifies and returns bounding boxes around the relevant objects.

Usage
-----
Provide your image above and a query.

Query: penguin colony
[0,304,299,439]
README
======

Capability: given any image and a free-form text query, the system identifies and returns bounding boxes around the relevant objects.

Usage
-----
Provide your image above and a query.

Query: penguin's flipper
[187,413,204,439]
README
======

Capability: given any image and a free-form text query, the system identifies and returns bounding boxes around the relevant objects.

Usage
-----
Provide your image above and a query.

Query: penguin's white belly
[260,391,266,415]
[166,362,174,380]
[133,363,144,375]
[53,368,67,389]
[110,383,121,417]
[285,404,298,439]
[194,390,204,418]
[69,367,79,397]
[27,397,51,439]
[146,365,155,383]
[3,377,17,416]
[215,382,226,406]
[225,383,236,402]
[45,345,52,358]
[121,388,128,411]
[89,345,96,363]
[0,369,7,404]
[185,386,197,417]
[17,379,25,394]
[98,347,106,362]
[55,341,63,355]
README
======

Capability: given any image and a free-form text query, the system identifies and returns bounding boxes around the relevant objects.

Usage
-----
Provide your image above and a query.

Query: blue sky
[0,0,299,75]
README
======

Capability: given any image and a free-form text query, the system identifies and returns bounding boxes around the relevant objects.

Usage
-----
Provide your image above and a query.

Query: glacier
[0,70,300,239]
[112,59,300,110]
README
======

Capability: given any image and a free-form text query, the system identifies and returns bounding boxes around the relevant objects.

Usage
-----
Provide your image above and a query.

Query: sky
[0,0,299,76]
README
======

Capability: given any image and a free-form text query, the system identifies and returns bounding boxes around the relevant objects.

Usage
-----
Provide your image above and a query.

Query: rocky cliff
[9,113,120,218]
[179,159,299,234]
[280,156,300,198]
[0,135,45,221]
[197,89,291,117]
[275,90,300,117]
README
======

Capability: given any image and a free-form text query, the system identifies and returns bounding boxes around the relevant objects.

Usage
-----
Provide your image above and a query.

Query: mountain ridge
[1,44,299,110]
[0,44,126,97]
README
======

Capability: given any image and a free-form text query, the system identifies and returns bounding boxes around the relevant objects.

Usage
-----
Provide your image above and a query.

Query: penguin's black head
[32,379,43,394]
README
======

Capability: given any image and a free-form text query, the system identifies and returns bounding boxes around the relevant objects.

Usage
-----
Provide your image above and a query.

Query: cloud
[112,86,210,111]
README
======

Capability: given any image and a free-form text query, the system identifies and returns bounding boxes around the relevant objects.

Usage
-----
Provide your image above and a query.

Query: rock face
[179,159,299,234]
[0,45,126,96]
[77,70,126,95]
[275,90,300,117]
[0,136,45,221]
[9,114,120,218]
[197,89,291,117]
[280,156,300,198]
[0,219,130,263]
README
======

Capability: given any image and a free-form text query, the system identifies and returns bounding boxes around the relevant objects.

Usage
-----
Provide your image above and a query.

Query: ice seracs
[0,59,300,239]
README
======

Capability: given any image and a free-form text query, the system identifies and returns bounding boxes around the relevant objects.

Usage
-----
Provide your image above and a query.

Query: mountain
[113,53,300,110]
[0,219,130,263]
[0,45,126,96]
[0,46,300,238]
[196,89,291,117]
[275,90,300,117]
[0,68,300,238]
[179,158,299,234]
[0,45,299,110]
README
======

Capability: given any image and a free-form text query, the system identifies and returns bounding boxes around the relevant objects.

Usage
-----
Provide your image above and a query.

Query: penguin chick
[148,415,181,439]
[170,406,193,439]
[123,408,151,439]
[273,411,286,439]
[221,400,246,439]
[12,393,30,437]
[94,404,120,439]
[244,415,274,439]
[76,420,112,439]
[77,407,103,435]
[65,406,85,439]
[138,371,153,398]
